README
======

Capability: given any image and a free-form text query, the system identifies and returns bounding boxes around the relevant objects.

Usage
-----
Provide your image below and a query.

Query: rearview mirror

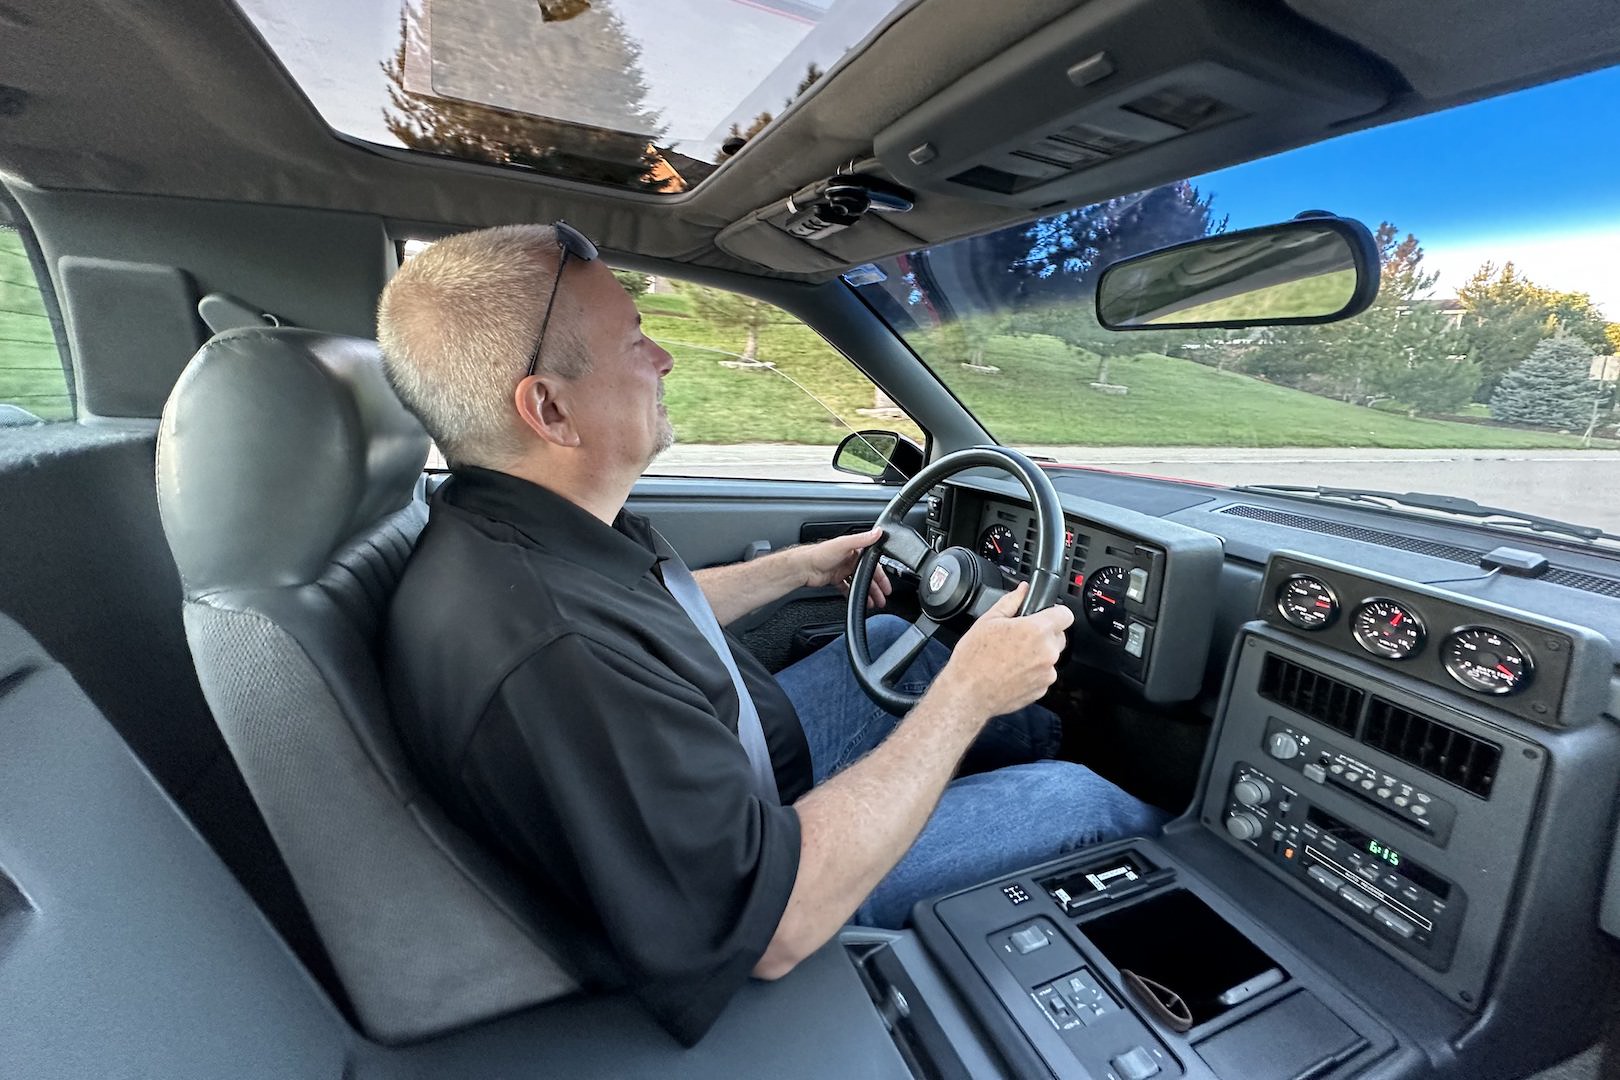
[1095,215,1379,331]
[832,430,923,484]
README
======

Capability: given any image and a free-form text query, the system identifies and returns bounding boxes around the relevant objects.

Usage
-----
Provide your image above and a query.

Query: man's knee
[864,613,911,651]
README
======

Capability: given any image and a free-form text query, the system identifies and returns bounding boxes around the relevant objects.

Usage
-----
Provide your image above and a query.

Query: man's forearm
[753,681,985,978]
[693,548,808,626]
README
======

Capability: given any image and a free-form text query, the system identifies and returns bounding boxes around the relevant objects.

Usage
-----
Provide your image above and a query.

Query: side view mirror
[832,430,923,484]
[1095,214,1380,331]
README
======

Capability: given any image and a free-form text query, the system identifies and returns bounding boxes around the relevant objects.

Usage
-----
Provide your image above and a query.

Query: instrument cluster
[1256,555,1593,729]
[1275,572,1534,697]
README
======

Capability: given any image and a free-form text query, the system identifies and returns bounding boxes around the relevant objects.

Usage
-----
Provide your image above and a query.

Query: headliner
[2,0,1617,280]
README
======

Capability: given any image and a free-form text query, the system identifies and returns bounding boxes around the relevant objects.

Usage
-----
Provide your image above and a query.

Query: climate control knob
[1233,779,1271,807]
[1225,813,1263,842]
[1267,732,1301,760]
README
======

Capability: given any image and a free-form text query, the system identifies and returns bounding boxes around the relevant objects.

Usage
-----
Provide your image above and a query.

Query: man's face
[556,259,675,471]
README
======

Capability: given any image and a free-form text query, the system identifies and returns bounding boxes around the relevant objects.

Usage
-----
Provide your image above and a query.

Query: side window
[635,273,922,480]
[0,225,71,423]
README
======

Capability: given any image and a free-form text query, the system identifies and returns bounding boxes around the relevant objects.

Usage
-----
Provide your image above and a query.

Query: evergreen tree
[1012,181,1225,305]
[381,2,687,192]
[1489,337,1603,428]
[612,269,650,296]
[717,63,826,161]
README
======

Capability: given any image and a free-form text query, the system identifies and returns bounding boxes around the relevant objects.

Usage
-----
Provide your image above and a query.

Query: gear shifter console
[914,839,1392,1079]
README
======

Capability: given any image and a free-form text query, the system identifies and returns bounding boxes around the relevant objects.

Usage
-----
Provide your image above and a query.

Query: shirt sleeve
[457,631,802,1045]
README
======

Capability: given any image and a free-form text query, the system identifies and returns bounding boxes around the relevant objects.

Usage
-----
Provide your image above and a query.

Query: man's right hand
[930,582,1075,722]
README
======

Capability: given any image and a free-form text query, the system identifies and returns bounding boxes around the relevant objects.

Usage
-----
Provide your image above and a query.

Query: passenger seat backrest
[156,328,578,1043]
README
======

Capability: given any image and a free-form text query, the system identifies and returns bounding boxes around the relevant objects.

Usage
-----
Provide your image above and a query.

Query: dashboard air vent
[1258,654,1363,735]
[1363,698,1500,799]
[1218,505,1485,563]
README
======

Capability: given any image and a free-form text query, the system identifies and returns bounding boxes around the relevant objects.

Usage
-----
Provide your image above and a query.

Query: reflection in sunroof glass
[235,0,909,194]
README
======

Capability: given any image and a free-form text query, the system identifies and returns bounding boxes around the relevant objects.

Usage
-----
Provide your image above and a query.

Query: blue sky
[1194,65,1620,314]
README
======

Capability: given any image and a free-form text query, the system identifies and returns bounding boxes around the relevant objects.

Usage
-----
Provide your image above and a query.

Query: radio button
[1307,866,1341,890]
[1302,763,1327,784]
[1393,795,1410,807]
[1340,886,1380,915]
[1411,805,1428,818]
[1373,907,1417,938]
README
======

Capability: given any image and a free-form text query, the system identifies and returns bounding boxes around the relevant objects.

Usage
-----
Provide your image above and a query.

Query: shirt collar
[438,466,665,586]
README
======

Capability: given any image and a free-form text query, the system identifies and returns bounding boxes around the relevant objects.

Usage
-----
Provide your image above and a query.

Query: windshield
[852,65,1620,533]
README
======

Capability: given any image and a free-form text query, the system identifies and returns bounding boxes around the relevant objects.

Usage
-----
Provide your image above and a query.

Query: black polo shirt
[384,467,811,1044]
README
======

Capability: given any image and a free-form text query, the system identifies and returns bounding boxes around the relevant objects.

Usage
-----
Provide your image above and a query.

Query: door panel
[628,477,927,670]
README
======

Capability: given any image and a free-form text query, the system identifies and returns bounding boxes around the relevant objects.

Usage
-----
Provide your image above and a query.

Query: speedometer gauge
[1442,626,1532,695]
[1082,566,1130,642]
[978,524,1020,573]
[1276,575,1338,630]
[1351,599,1426,660]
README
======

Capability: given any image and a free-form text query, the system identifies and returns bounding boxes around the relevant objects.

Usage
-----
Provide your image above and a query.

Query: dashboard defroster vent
[1258,653,1363,735]
[1218,505,1485,563]
[1363,698,1500,799]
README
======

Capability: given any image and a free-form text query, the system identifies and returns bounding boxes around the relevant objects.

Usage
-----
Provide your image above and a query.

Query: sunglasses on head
[523,220,599,382]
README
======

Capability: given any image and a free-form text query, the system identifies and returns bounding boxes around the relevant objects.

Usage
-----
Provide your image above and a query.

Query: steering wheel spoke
[870,615,941,686]
[966,581,1014,619]
[879,522,932,572]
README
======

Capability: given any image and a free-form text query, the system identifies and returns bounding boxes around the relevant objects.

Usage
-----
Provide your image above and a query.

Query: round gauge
[1442,626,1533,696]
[1276,575,1339,630]
[1351,599,1426,660]
[977,524,1020,572]
[1082,565,1130,642]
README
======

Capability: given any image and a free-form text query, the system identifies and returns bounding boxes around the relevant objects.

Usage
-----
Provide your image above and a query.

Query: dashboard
[901,467,1620,1079]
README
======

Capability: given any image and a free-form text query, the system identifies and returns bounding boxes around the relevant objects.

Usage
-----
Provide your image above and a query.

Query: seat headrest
[158,328,429,593]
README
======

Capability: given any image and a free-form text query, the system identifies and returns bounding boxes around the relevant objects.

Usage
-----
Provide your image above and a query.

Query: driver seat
[156,327,578,1042]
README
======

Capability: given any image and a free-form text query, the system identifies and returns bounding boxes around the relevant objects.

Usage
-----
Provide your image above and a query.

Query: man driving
[379,224,1165,1044]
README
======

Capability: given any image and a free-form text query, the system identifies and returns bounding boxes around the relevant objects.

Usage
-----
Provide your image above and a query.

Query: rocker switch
[1009,926,1049,954]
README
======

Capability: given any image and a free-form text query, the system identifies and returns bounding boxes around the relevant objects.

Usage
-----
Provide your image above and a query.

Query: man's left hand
[801,527,892,609]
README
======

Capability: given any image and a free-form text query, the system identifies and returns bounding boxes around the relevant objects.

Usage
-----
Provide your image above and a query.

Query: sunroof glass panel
[236,0,910,194]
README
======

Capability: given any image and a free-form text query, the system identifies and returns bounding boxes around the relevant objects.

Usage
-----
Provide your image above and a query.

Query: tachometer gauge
[1351,599,1426,660]
[978,524,1020,573]
[1276,575,1339,630]
[1442,626,1532,695]
[1082,565,1129,642]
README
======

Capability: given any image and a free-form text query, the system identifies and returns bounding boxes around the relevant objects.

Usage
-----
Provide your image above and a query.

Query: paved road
[651,445,1620,534]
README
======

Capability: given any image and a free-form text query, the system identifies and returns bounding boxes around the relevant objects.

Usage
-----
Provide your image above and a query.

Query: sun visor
[872,0,1399,210]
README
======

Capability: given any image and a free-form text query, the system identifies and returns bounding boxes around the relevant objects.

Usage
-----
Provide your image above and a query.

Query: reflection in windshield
[852,69,1620,531]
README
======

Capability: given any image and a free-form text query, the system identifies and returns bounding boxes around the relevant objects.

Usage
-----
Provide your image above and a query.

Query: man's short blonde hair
[377,224,588,469]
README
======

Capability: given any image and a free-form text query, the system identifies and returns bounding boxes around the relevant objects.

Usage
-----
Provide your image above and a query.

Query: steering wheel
[846,446,1066,712]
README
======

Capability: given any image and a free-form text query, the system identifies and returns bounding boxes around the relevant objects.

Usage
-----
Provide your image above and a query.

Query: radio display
[1307,806,1451,899]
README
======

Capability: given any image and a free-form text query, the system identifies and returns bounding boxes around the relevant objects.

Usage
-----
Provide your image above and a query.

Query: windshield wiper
[1235,484,1620,545]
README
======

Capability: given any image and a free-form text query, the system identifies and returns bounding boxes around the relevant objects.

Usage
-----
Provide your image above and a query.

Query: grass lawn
[0,232,72,421]
[651,297,1608,450]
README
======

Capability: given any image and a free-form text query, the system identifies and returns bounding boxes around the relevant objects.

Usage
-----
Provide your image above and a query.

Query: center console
[912,840,1398,1080]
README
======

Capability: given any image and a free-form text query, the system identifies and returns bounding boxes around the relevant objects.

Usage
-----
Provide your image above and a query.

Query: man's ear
[514,374,581,448]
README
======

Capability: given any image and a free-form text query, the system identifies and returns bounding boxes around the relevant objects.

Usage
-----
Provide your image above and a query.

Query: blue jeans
[775,615,1169,928]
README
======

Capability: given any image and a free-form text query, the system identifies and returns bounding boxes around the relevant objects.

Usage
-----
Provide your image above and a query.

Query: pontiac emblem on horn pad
[929,565,951,593]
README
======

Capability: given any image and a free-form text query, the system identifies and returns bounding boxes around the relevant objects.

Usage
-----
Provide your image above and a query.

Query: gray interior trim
[6,0,1615,279]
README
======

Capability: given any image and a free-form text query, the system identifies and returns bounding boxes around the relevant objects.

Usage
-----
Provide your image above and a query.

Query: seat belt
[656,549,782,806]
